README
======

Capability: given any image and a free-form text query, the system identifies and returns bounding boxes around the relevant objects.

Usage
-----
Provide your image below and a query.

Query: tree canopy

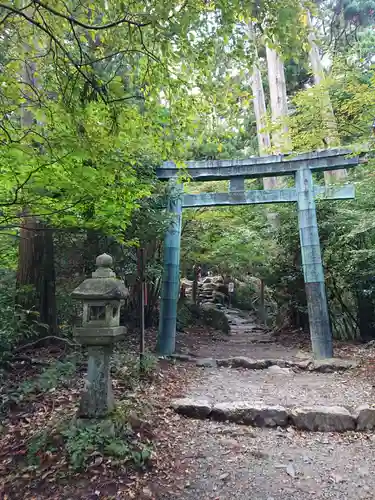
[0,0,308,237]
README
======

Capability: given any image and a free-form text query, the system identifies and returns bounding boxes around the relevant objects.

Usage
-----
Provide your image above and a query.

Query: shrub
[0,270,44,362]
[27,402,153,471]
[231,283,257,311]
[111,350,158,388]
[0,357,79,415]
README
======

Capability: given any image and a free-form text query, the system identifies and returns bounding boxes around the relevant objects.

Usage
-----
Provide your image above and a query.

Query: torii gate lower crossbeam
[156,149,360,359]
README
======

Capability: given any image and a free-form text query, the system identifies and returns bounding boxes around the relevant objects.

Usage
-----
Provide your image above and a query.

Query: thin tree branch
[16,336,81,352]
[0,3,107,102]
[32,0,152,29]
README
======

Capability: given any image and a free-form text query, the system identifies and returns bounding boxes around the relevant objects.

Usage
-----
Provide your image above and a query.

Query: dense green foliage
[0,0,307,234]
[0,0,374,349]
[180,12,375,339]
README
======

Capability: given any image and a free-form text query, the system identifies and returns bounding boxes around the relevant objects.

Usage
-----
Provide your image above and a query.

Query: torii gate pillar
[296,168,333,358]
[156,183,182,355]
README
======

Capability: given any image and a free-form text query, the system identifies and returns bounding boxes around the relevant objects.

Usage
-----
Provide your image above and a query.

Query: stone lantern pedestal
[71,253,128,418]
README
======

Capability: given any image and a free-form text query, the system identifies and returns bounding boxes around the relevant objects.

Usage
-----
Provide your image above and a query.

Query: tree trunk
[248,24,281,189]
[17,218,58,334]
[16,24,57,336]
[250,40,279,190]
[306,10,347,183]
[248,23,283,237]
[264,45,291,227]
[356,283,375,342]
[265,47,292,154]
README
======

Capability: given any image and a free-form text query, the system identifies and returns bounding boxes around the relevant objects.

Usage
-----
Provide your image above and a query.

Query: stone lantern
[71,253,128,418]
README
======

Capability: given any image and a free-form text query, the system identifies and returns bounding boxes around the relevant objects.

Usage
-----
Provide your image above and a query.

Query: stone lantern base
[75,326,125,419]
[78,345,115,418]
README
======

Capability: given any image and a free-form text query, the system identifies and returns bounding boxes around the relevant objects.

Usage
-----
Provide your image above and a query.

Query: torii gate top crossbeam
[156,149,360,181]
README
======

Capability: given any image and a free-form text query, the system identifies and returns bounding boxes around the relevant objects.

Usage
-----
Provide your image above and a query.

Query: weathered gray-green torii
[156,149,360,359]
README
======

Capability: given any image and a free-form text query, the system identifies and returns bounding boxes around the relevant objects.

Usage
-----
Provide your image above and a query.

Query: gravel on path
[156,417,375,500]
[148,311,375,500]
[187,367,374,410]
[193,342,303,360]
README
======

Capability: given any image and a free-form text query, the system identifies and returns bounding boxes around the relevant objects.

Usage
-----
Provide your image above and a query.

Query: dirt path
[151,310,375,500]
[186,308,303,360]
[156,418,375,500]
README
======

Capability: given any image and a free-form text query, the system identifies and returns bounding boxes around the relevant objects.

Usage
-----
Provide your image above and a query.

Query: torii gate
[155,149,360,359]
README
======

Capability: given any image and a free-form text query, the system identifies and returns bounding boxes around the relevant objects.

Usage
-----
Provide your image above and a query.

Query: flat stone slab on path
[290,406,355,432]
[170,398,212,419]
[211,402,288,427]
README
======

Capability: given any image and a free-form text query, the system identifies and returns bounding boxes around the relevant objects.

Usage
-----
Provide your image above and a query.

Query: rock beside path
[354,404,375,430]
[310,358,358,372]
[217,357,270,369]
[211,402,288,427]
[171,398,212,419]
[290,406,355,432]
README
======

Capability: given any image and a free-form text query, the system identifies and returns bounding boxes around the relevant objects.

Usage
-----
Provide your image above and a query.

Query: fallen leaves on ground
[0,333,200,499]
[1,324,375,499]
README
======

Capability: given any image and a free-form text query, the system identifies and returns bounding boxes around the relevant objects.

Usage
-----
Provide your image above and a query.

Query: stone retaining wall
[181,276,228,305]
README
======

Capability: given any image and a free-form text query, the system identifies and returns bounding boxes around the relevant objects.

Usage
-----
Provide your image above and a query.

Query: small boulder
[201,304,230,334]
[267,365,293,375]
[267,359,292,368]
[294,360,312,370]
[290,406,355,432]
[354,404,375,430]
[310,358,357,373]
[196,358,217,368]
[211,402,288,427]
[171,398,212,419]
[217,357,269,369]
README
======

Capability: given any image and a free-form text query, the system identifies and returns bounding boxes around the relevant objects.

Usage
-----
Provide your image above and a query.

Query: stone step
[165,354,358,373]
[171,399,375,432]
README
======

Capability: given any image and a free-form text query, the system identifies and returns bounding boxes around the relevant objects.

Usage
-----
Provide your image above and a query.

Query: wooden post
[138,248,145,373]
[192,264,198,304]
[228,281,234,308]
[295,167,333,359]
[157,183,182,354]
[259,278,266,325]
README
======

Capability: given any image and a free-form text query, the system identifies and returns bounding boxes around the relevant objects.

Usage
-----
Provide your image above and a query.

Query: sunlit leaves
[0,0,309,239]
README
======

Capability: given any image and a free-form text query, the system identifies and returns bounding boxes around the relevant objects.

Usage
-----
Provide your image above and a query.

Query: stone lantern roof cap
[71,253,129,301]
